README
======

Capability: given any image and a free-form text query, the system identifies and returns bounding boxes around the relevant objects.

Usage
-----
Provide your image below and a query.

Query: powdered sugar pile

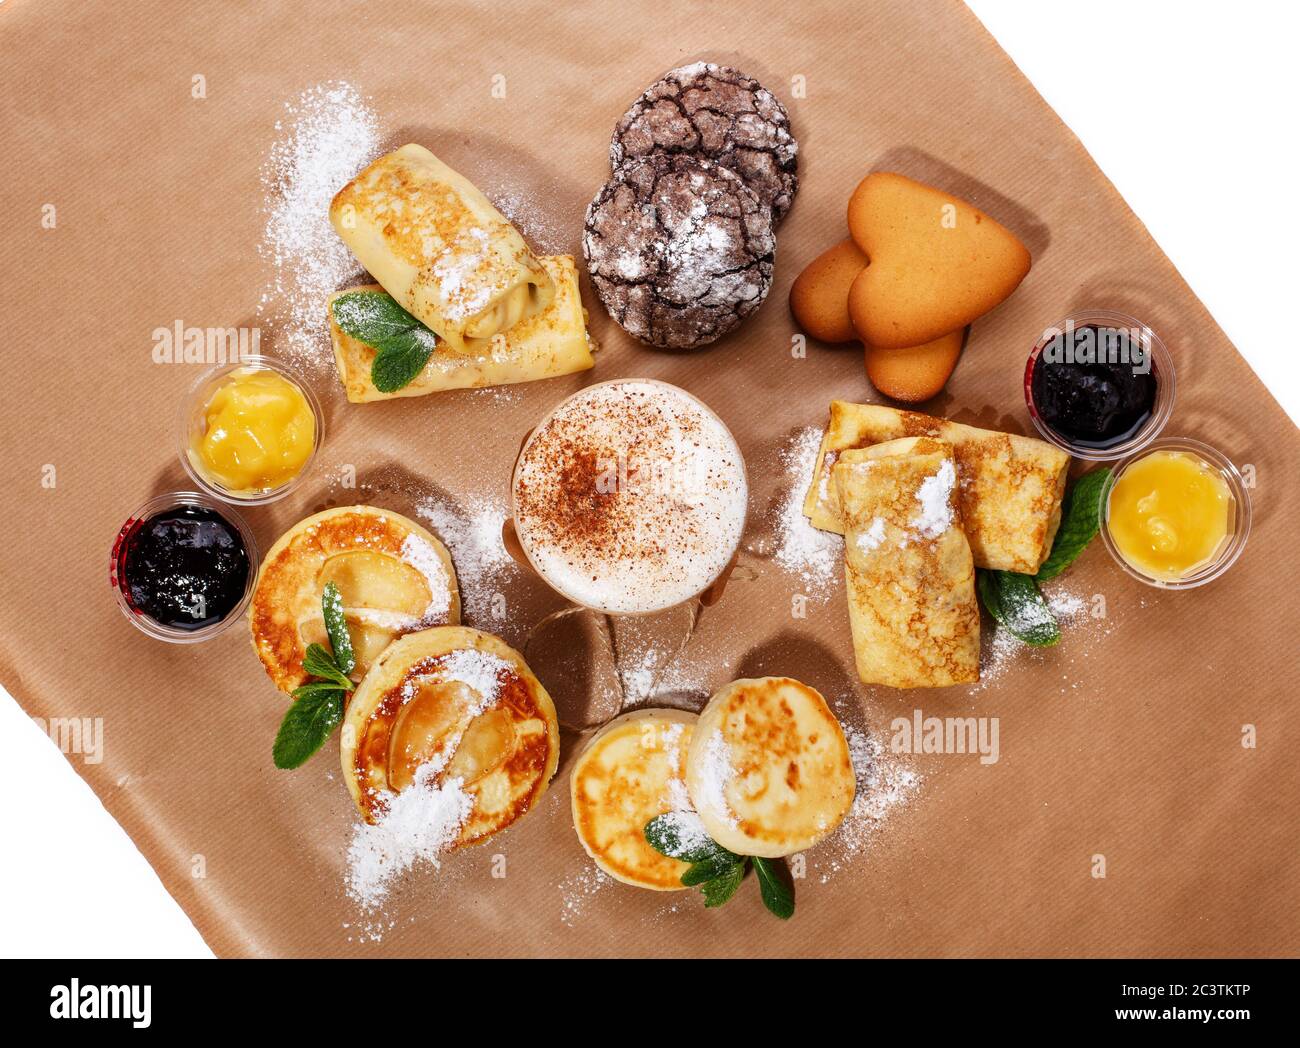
[771,427,841,593]
[414,493,519,628]
[346,766,473,911]
[258,81,381,372]
[911,459,956,539]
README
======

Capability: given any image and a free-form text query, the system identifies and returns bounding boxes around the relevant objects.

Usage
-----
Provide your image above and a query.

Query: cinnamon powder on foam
[512,382,747,614]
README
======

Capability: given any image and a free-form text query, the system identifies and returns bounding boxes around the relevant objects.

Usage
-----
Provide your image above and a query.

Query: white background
[2,0,1296,958]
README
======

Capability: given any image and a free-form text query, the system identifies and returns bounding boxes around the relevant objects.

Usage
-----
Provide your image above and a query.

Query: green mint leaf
[302,643,354,690]
[1035,467,1112,582]
[291,681,351,701]
[321,581,355,677]
[273,688,344,769]
[330,289,439,392]
[978,570,1060,647]
[371,328,437,392]
[700,863,745,908]
[751,856,795,919]
[644,813,741,865]
[681,857,744,887]
[331,290,425,344]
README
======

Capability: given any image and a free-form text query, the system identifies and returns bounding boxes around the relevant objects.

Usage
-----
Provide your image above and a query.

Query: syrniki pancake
[686,677,854,858]
[342,626,560,846]
[570,708,698,891]
[249,506,460,694]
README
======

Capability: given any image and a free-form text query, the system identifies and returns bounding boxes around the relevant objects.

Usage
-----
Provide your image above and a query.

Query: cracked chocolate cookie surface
[610,62,799,224]
[583,154,775,350]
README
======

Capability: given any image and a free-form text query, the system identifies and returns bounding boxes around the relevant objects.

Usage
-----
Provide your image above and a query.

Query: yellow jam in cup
[188,366,316,496]
[1106,448,1233,583]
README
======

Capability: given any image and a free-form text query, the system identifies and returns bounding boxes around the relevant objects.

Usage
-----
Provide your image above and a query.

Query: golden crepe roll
[341,626,559,846]
[685,678,855,858]
[803,401,1069,574]
[330,144,554,354]
[328,255,595,403]
[570,708,698,891]
[834,437,980,688]
[249,506,460,694]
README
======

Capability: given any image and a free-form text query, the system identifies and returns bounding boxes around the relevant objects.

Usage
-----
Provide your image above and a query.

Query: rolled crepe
[805,401,1070,574]
[834,437,979,688]
[330,144,554,353]
[328,255,596,403]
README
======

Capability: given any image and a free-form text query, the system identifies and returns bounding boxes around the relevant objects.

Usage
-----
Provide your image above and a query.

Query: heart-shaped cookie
[846,172,1030,349]
[865,327,966,402]
[789,238,867,343]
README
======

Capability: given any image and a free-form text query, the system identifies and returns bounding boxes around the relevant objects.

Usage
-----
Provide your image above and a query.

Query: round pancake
[250,506,460,694]
[570,708,698,891]
[686,677,854,858]
[341,626,559,847]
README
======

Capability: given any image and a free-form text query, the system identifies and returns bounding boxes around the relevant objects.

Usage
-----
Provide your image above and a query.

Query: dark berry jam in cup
[1024,310,1174,461]
[110,492,257,642]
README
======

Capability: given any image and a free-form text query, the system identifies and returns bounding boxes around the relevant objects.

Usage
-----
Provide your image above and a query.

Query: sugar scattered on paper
[345,768,473,912]
[258,81,381,373]
[818,724,920,882]
[415,492,520,629]
[772,427,842,594]
[559,866,612,927]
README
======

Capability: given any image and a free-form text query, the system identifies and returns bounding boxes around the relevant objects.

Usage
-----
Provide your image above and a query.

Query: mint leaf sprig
[976,467,1111,647]
[644,814,794,919]
[331,290,438,393]
[272,582,356,770]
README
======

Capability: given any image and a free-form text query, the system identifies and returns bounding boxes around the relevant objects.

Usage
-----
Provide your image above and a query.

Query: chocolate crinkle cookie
[583,153,776,351]
[610,61,799,224]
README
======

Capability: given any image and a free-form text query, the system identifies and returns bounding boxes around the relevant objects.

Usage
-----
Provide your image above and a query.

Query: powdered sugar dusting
[967,583,1112,695]
[399,533,453,623]
[346,768,473,911]
[420,647,513,711]
[911,459,956,539]
[771,426,841,594]
[697,729,739,830]
[817,724,920,882]
[258,82,381,372]
[559,865,612,926]
[856,517,886,553]
[414,492,519,629]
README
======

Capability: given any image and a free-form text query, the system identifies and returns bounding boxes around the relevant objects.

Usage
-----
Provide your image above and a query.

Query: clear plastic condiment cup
[1099,436,1251,590]
[1024,309,1175,462]
[110,490,259,642]
[177,354,324,506]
